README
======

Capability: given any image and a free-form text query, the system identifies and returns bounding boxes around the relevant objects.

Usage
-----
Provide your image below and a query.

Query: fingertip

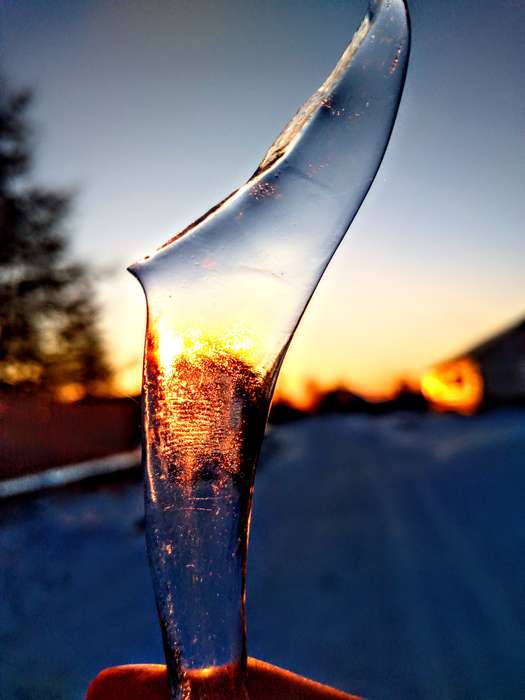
[85,664,168,700]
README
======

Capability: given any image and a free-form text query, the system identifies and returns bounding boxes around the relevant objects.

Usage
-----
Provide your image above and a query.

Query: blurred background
[1,1,524,698]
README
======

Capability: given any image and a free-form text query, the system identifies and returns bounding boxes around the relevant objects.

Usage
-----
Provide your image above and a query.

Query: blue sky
[2,0,524,400]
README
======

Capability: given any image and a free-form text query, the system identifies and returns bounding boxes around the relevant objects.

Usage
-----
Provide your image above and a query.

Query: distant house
[421,315,525,414]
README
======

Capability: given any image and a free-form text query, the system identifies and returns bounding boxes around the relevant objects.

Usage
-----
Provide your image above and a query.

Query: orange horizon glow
[107,348,489,417]
[108,359,416,410]
[100,304,520,416]
[69,361,489,418]
[271,377,405,411]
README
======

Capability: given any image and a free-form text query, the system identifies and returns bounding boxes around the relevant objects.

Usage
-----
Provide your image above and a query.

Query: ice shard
[129,1,410,698]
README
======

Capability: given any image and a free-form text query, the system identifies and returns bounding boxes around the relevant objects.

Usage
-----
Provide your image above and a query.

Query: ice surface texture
[129,1,410,698]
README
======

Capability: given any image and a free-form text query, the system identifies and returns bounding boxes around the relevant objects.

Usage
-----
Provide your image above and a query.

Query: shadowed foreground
[1,410,524,699]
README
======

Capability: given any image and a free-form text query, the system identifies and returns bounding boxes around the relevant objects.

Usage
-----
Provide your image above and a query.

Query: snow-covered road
[1,410,524,699]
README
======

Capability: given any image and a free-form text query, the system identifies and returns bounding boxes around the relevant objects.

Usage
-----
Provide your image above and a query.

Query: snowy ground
[1,410,524,700]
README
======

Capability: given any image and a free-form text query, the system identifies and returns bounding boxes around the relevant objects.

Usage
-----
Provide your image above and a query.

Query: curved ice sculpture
[129,1,410,697]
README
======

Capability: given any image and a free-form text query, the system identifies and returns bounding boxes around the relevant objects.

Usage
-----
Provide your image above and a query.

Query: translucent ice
[129,1,410,697]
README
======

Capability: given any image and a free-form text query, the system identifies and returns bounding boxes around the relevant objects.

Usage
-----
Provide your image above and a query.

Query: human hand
[86,657,361,699]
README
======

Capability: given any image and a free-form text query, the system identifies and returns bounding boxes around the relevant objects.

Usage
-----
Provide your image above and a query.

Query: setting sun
[420,357,484,415]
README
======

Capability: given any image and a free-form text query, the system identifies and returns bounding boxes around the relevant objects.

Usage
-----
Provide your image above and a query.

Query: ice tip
[127,255,151,282]
[127,261,139,279]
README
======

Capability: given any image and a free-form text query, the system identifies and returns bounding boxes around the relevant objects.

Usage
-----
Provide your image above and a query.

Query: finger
[85,659,361,700]
[85,664,168,700]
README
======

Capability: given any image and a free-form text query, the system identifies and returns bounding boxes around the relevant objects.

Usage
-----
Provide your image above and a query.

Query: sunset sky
[2,0,525,404]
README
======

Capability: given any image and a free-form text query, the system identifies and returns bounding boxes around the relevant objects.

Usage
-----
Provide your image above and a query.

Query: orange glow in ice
[153,321,257,376]
[420,357,483,415]
[145,320,267,485]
